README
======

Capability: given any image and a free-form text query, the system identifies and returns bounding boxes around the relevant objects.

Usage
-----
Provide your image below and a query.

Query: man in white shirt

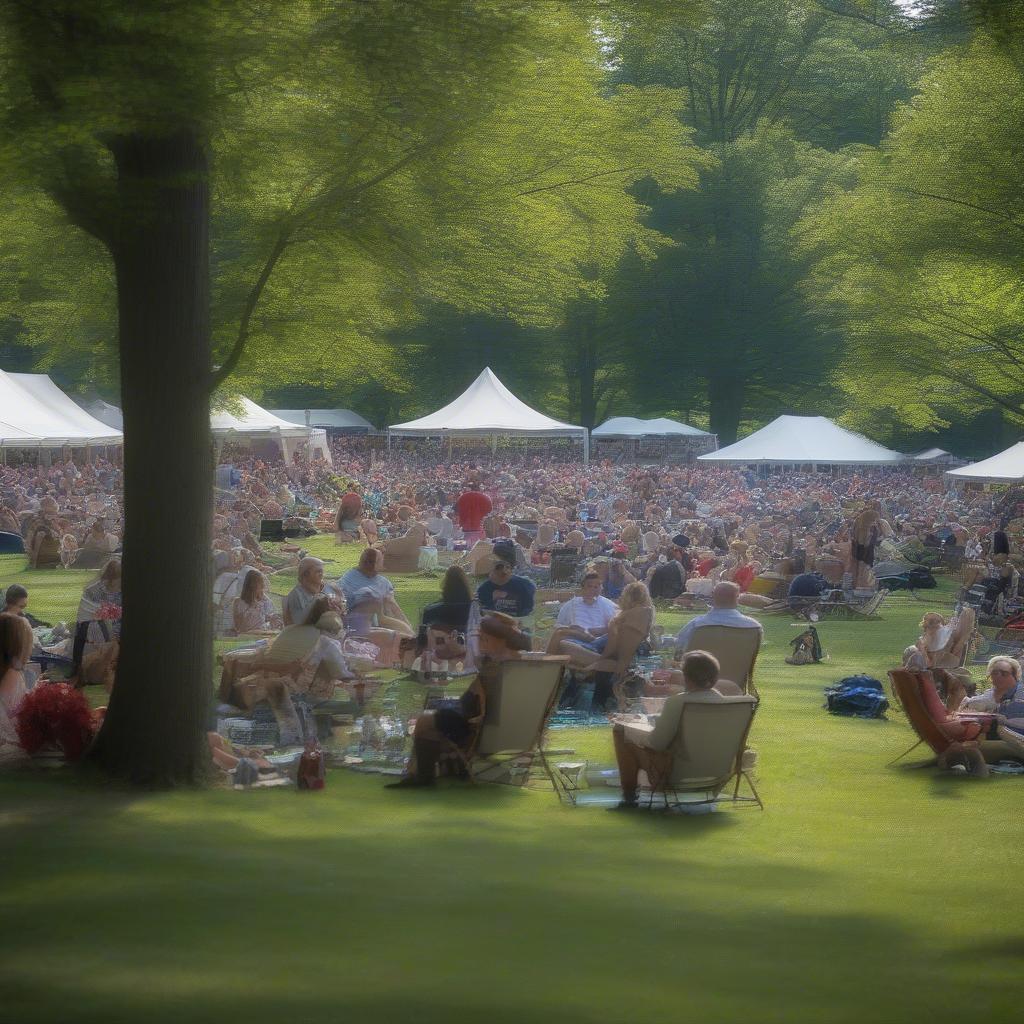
[675,581,762,651]
[612,649,723,808]
[545,571,618,654]
[425,507,455,546]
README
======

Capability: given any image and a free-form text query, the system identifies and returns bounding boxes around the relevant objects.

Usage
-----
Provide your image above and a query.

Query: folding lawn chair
[639,692,762,810]
[457,655,570,795]
[682,624,761,700]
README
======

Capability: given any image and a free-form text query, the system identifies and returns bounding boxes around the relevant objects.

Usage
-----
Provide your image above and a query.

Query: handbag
[297,739,326,790]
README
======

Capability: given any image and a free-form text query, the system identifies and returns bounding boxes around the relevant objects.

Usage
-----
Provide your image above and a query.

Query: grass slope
[0,545,1020,1023]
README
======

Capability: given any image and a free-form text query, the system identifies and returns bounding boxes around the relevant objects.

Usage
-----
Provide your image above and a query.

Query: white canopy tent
[945,442,1024,484]
[270,409,376,433]
[592,416,712,438]
[211,398,331,465]
[83,400,124,430]
[389,367,589,461]
[698,415,906,467]
[0,371,123,449]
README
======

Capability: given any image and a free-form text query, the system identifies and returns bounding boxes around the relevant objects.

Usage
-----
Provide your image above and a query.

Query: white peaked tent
[698,415,906,467]
[946,442,1024,483]
[592,416,712,438]
[83,400,124,430]
[270,409,376,433]
[211,398,331,465]
[0,371,123,448]
[389,367,589,461]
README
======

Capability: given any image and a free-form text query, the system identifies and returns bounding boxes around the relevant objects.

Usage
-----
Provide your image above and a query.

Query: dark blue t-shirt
[477,575,536,617]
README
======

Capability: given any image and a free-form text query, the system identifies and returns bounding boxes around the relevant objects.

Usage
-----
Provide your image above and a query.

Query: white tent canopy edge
[388,367,589,462]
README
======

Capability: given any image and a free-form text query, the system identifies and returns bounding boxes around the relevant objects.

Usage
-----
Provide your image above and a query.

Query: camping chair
[641,692,762,810]
[380,524,427,574]
[682,625,761,700]
[455,655,569,794]
[886,669,1016,766]
[565,622,648,711]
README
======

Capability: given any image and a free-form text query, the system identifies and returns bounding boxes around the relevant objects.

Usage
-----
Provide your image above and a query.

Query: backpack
[786,625,824,665]
[648,561,684,600]
[824,675,889,718]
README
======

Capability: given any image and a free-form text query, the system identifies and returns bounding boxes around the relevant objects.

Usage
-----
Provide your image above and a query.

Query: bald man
[675,581,762,651]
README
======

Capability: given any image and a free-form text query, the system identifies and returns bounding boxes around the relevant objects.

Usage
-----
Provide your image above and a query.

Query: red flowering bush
[15,684,95,761]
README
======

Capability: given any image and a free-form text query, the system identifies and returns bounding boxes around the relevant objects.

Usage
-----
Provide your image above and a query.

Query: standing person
[850,505,881,590]
[992,520,1011,558]
[455,482,492,545]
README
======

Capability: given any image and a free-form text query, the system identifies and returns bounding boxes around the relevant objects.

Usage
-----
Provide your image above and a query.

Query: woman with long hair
[231,570,281,635]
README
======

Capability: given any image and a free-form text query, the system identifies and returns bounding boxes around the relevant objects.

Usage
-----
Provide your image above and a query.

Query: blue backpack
[824,675,889,718]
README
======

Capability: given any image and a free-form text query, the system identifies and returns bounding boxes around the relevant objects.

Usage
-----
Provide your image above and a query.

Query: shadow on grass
[0,773,1017,1024]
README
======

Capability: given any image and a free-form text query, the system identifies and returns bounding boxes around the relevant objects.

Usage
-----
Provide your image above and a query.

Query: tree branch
[895,187,1024,233]
[209,224,293,391]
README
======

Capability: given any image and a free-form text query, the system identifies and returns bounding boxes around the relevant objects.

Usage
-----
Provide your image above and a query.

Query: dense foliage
[1,0,1021,450]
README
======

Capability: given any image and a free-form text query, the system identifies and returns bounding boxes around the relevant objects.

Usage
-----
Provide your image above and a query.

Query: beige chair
[380,523,427,574]
[683,625,761,699]
[643,691,762,809]
[462,655,569,793]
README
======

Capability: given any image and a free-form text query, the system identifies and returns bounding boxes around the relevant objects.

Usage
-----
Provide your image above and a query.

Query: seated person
[675,582,762,652]
[788,571,827,601]
[386,613,531,788]
[559,583,654,709]
[0,612,33,764]
[545,571,618,655]
[420,564,475,635]
[339,547,415,637]
[2,584,28,618]
[611,649,722,808]
[81,516,119,557]
[72,560,122,678]
[917,608,975,671]
[954,656,1024,729]
[283,556,327,626]
[231,570,282,635]
[268,598,353,693]
[476,542,536,620]
[60,533,79,568]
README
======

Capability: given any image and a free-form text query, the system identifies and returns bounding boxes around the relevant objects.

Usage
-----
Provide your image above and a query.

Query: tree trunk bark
[88,130,213,785]
[707,373,744,444]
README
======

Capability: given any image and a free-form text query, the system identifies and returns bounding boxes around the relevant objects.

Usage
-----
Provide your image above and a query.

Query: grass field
[1,544,1021,1024]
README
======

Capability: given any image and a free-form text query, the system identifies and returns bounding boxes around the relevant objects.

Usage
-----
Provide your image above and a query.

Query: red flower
[97,603,122,621]
[15,684,95,761]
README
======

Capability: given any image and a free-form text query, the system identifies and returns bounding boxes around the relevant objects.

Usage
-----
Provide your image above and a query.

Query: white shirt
[675,607,763,649]
[557,595,618,632]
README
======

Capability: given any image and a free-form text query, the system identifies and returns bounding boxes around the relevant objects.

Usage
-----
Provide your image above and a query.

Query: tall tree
[0,1,705,782]
[802,28,1024,436]
[594,0,919,441]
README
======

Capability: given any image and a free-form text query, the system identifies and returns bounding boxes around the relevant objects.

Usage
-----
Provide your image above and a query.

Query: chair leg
[742,772,764,810]
[887,738,923,767]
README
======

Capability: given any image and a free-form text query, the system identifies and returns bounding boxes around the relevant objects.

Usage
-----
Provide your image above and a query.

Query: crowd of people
[3,437,1024,791]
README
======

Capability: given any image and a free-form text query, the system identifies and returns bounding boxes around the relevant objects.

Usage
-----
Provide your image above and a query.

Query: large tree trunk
[88,130,213,785]
[707,373,744,444]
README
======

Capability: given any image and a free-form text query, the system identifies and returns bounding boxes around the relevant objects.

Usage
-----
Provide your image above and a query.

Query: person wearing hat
[477,541,535,619]
[387,613,531,788]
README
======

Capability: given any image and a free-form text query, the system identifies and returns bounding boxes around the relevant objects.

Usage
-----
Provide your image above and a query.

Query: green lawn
[1,549,1021,1024]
